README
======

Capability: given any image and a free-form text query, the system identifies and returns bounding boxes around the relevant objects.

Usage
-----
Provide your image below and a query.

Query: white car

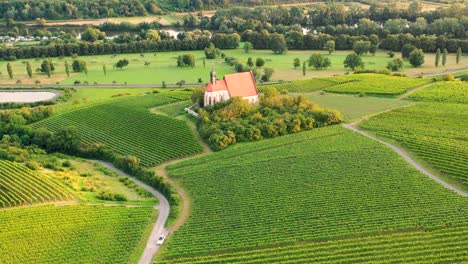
[156,235,166,246]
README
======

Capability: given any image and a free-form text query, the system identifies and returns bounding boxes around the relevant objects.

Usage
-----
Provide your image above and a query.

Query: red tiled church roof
[205,71,258,97]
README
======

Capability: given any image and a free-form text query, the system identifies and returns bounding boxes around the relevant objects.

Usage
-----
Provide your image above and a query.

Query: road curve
[91,160,170,264]
[343,124,468,197]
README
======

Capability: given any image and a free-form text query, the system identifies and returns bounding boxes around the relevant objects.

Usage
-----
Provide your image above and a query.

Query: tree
[116,59,129,69]
[369,45,377,56]
[83,62,88,75]
[41,60,54,77]
[442,48,447,66]
[344,54,364,70]
[293,58,301,69]
[409,49,425,67]
[269,33,287,54]
[247,57,254,68]
[7,62,13,79]
[324,40,335,55]
[81,26,106,42]
[146,29,161,42]
[261,68,274,82]
[353,41,371,56]
[456,47,461,64]
[72,60,87,72]
[203,58,206,68]
[65,61,70,77]
[191,87,205,106]
[36,18,47,27]
[53,126,81,153]
[204,43,220,59]
[256,58,265,68]
[401,44,416,59]
[435,48,440,67]
[308,54,331,70]
[302,61,306,76]
[103,64,107,75]
[243,42,253,53]
[26,62,32,78]
[177,54,195,67]
[387,58,404,71]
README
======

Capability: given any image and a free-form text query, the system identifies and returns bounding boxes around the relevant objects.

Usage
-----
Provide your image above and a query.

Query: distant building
[204,66,259,106]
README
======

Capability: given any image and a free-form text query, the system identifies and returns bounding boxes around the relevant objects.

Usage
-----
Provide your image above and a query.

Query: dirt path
[90,160,170,264]
[343,123,467,197]
[155,120,211,233]
[406,68,468,78]
[397,82,434,99]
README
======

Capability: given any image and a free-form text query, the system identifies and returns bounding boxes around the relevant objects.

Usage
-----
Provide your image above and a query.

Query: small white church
[204,67,259,106]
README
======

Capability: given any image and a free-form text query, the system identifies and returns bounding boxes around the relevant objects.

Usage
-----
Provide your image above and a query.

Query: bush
[442,74,455,81]
[62,160,72,167]
[25,161,40,170]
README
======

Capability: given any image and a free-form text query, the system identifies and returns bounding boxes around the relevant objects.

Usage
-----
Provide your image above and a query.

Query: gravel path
[91,160,170,264]
[343,124,467,197]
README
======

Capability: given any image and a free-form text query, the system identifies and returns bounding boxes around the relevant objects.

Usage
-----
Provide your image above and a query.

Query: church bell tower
[210,65,216,84]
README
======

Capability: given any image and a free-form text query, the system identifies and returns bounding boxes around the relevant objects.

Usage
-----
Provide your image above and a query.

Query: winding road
[343,124,468,197]
[91,160,170,264]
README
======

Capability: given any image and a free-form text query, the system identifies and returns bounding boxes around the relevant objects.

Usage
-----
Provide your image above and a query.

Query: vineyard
[155,225,468,264]
[322,74,430,95]
[32,92,202,166]
[360,102,468,188]
[0,205,154,263]
[409,81,467,103]
[257,82,300,93]
[292,78,338,92]
[0,160,72,208]
[159,126,467,260]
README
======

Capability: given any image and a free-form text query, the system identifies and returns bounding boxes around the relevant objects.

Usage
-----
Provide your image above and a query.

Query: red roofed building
[204,66,259,106]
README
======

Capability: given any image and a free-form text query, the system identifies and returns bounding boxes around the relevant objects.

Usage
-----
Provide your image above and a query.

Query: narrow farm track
[397,82,434,99]
[343,124,468,197]
[90,160,170,264]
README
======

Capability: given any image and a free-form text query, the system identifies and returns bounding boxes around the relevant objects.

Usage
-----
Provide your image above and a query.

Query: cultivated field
[158,126,467,261]
[409,81,467,103]
[0,205,155,263]
[322,74,431,96]
[360,102,468,189]
[0,160,72,208]
[32,92,202,166]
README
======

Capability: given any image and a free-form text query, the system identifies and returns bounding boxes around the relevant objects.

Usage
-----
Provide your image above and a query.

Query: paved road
[343,124,467,197]
[91,160,170,264]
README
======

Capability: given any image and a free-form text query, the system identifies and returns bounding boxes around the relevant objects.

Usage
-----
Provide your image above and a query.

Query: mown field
[360,102,468,189]
[0,205,155,263]
[0,160,72,208]
[1,48,464,85]
[33,91,202,166]
[156,126,467,262]
[409,81,467,103]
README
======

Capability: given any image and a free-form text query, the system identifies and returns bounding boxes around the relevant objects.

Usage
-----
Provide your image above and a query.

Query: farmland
[0,160,72,208]
[409,81,468,103]
[158,126,467,260]
[33,92,202,166]
[360,102,468,189]
[304,92,412,121]
[155,225,468,264]
[0,205,155,263]
[322,74,431,96]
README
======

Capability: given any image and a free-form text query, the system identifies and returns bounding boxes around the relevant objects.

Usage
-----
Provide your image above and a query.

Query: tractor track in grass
[343,122,468,197]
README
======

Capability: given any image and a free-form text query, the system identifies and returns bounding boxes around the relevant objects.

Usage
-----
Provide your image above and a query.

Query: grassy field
[157,125,467,261]
[0,205,155,263]
[360,102,468,190]
[0,160,72,208]
[0,48,464,85]
[304,91,412,121]
[33,91,202,166]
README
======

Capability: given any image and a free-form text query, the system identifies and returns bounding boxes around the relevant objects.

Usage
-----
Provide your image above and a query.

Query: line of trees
[1,0,161,20]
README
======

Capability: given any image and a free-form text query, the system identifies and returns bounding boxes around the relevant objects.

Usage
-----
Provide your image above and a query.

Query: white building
[204,67,259,106]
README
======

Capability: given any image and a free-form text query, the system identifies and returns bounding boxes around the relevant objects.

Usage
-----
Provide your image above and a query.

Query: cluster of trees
[196,89,343,150]
[1,0,160,20]
[223,56,272,81]
[177,54,195,67]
